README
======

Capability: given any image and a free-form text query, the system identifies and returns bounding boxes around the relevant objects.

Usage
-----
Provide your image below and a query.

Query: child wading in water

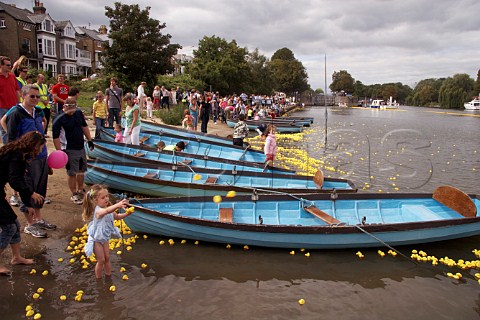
[82,184,132,278]
[263,124,277,166]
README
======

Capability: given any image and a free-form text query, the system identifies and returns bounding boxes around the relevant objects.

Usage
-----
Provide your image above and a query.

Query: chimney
[33,1,46,15]
[98,25,107,34]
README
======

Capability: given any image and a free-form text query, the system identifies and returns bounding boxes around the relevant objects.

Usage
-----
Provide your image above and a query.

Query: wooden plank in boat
[144,172,158,179]
[139,136,149,144]
[304,206,341,225]
[432,185,477,218]
[219,208,233,223]
[133,152,146,157]
[205,176,218,184]
[181,159,192,165]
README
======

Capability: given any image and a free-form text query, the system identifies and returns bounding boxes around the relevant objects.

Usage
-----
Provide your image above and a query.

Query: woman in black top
[0,131,46,274]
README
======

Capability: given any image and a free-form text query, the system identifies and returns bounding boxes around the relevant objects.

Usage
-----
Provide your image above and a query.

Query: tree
[269,48,310,95]
[103,2,181,90]
[246,48,274,94]
[186,36,250,94]
[439,74,475,109]
[314,88,324,94]
[330,70,354,94]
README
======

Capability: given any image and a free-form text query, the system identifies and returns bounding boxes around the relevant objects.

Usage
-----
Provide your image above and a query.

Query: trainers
[24,224,47,238]
[9,195,19,206]
[35,219,56,230]
[44,197,51,204]
[70,193,83,205]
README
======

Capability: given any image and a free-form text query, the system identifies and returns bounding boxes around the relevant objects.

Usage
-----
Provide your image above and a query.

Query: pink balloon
[48,150,68,169]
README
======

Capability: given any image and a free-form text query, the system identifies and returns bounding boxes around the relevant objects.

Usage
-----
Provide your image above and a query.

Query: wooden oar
[432,185,477,218]
[313,169,324,189]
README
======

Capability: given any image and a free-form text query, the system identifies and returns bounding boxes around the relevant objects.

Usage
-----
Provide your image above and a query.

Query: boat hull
[85,161,356,197]
[125,193,480,249]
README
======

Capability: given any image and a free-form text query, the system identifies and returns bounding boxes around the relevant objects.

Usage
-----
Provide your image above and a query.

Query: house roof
[0,2,35,24]
[76,26,106,42]
[55,20,69,29]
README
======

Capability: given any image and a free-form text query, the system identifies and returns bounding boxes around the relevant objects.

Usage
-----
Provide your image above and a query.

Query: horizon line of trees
[330,69,480,109]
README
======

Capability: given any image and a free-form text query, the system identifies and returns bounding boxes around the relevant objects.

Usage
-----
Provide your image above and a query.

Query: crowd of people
[0,54,284,276]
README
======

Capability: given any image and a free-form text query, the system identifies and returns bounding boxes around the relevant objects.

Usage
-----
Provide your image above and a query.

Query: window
[67,44,75,59]
[22,38,31,52]
[0,19,6,28]
[45,39,55,56]
[37,38,42,54]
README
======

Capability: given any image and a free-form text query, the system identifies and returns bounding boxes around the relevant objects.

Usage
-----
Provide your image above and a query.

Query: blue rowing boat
[226,119,304,133]
[125,186,480,249]
[99,128,266,163]
[140,121,233,145]
[85,160,356,197]
[88,140,295,174]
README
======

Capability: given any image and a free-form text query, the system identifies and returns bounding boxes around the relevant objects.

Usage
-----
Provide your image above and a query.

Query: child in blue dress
[82,184,131,279]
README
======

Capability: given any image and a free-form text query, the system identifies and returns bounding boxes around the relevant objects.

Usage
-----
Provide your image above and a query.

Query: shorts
[0,219,21,249]
[65,148,87,176]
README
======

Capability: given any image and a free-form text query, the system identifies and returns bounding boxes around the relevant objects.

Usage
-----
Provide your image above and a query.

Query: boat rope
[353,224,415,264]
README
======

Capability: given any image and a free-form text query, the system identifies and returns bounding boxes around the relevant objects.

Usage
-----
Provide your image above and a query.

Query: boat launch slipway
[125,186,480,249]
[88,140,295,175]
[85,160,356,198]
[99,128,266,163]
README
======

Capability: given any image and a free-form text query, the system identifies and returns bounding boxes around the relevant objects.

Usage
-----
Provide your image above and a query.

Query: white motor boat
[464,97,480,110]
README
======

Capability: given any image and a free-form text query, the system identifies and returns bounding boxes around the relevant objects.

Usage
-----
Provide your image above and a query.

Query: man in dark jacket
[6,84,55,238]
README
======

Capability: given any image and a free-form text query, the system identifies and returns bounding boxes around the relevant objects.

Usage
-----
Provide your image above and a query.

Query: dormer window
[0,19,6,28]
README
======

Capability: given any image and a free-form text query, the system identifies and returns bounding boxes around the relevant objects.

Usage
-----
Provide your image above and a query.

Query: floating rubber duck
[168,239,175,246]
[305,252,310,257]
[159,240,165,245]
[26,310,35,317]
[122,275,129,280]
[37,288,45,293]
[298,298,305,305]
[226,190,236,198]
[143,235,148,239]
[377,250,385,257]
[290,251,295,255]
[226,244,231,249]
[356,251,364,259]
[243,245,249,250]
[60,295,67,301]
[181,240,187,244]
[57,258,64,262]
[109,286,116,292]
[213,195,222,203]
[30,269,36,274]
[32,293,40,299]
[193,174,202,181]
[194,241,199,245]
[141,263,148,269]
[33,313,42,319]
[41,270,49,276]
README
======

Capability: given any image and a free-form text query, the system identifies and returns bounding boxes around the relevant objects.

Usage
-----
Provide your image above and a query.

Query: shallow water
[2,106,480,320]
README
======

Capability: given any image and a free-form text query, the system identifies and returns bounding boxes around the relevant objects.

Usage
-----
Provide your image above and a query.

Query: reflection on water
[1,106,480,319]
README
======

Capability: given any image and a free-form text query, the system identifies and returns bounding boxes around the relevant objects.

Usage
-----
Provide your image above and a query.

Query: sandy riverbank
[1,117,233,268]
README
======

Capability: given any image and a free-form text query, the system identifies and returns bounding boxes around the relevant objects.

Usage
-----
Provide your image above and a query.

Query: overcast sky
[14,0,480,91]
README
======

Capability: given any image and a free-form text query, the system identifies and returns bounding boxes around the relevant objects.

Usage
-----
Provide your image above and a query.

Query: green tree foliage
[439,73,475,109]
[407,79,442,106]
[474,69,480,95]
[186,36,250,94]
[330,70,354,94]
[353,80,367,98]
[246,48,274,95]
[157,74,203,92]
[103,2,181,90]
[269,48,310,95]
[314,88,324,94]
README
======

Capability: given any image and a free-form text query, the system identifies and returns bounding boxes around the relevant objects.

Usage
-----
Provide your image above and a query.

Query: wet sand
[0,117,232,268]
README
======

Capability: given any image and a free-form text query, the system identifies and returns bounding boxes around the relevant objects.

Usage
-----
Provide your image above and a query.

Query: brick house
[0,2,37,67]
[0,1,108,77]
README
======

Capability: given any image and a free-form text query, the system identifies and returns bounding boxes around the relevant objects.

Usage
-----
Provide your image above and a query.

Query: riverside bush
[156,103,185,125]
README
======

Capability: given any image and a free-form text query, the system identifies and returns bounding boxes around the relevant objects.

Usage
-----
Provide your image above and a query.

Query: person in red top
[0,56,20,144]
[51,74,69,115]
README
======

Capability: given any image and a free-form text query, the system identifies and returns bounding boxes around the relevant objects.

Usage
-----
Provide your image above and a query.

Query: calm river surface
[2,106,480,320]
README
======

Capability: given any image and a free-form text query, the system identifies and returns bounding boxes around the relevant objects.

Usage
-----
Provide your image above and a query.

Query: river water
[2,106,480,319]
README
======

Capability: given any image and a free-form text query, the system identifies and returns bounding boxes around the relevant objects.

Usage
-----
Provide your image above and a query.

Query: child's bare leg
[93,242,105,279]
[103,243,112,276]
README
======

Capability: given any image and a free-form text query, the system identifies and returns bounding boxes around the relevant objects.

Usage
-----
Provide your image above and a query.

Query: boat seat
[313,169,324,189]
[304,205,342,225]
[139,136,149,144]
[132,152,146,157]
[433,185,477,218]
[219,208,233,223]
[205,176,218,184]
[144,172,158,179]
